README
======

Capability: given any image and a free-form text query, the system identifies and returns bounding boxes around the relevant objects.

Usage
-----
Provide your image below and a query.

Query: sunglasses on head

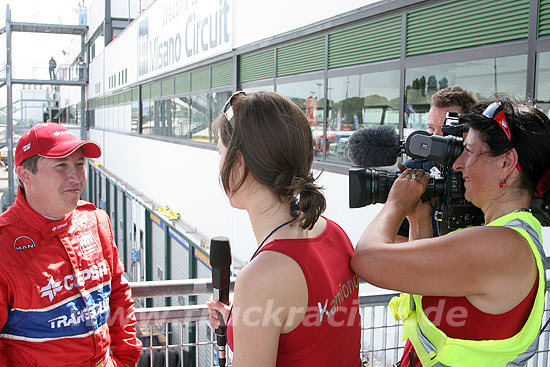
[482,101,521,172]
[483,102,511,141]
[223,91,246,128]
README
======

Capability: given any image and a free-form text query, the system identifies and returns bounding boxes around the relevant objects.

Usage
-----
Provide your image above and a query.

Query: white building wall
[90,0,384,84]
[89,53,104,99]
[84,0,550,266]
[232,0,380,48]
[88,0,106,37]
[104,21,138,93]
[89,129,382,263]
[111,0,141,19]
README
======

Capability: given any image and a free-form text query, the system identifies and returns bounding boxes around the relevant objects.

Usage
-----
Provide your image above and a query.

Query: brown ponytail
[212,91,327,228]
[289,172,326,230]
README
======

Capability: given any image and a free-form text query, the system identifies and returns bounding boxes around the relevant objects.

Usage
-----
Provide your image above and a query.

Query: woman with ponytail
[207,91,361,366]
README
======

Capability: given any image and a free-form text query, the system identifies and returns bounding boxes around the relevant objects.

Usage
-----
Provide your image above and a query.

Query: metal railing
[129,279,550,367]
[0,63,87,82]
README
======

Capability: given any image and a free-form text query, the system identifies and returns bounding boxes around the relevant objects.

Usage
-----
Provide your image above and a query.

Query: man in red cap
[0,123,142,366]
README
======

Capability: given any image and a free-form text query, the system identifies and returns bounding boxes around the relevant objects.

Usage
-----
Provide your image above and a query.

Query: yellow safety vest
[389,211,546,367]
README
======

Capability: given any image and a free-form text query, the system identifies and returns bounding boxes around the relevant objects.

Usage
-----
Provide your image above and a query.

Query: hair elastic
[536,168,550,198]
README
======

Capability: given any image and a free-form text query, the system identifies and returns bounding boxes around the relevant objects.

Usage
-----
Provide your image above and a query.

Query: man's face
[427,105,463,136]
[18,150,86,218]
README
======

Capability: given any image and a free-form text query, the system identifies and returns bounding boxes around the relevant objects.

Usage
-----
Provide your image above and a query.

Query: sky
[0,0,86,92]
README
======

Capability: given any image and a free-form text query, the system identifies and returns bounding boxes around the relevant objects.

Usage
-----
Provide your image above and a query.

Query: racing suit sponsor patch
[40,260,109,302]
[13,236,36,251]
[79,231,101,257]
[1,283,112,340]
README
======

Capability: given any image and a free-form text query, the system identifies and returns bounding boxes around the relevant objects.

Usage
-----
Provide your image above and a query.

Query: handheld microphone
[210,236,232,367]
[348,125,402,167]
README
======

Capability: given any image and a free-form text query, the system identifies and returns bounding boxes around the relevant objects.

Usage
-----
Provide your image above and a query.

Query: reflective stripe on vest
[390,212,546,367]
[503,218,545,367]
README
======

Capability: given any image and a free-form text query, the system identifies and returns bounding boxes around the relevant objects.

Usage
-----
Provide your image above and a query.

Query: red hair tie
[535,168,550,198]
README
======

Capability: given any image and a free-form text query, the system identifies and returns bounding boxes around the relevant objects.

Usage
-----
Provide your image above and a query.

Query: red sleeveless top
[400,277,538,367]
[227,217,361,366]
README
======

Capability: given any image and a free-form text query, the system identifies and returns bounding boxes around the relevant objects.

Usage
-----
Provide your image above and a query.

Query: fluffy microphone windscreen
[347,125,401,167]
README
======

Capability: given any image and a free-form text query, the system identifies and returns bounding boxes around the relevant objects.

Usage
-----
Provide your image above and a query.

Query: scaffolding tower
[0,4,88,205]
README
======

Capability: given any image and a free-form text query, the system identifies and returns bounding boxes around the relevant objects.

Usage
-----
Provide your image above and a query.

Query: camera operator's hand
[387,168,430,218]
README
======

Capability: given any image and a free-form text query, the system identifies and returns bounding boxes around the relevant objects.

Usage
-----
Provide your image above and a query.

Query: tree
[411,76,426,97]
[341,97,365,125]
[427,75,438,97]
[439,76,449,90]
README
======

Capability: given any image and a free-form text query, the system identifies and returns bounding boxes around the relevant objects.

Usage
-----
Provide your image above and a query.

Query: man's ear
[15,166,32,186]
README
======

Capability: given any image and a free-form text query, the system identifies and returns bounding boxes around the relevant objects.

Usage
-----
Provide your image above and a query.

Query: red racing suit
[0,189,142,366]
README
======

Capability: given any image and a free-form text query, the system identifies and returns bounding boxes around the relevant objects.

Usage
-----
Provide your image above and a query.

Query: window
[210,91,233,142]
[131,100,139,133]
[536,52,550,117]
[141,100,153,135]
[276,79,325,158]
[172,96,191,137]
[190,94,209,142]
[326,70,400,163]
[405,54,528,133]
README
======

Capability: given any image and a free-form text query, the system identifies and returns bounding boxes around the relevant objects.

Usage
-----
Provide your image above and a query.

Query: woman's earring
[499,179,506,188]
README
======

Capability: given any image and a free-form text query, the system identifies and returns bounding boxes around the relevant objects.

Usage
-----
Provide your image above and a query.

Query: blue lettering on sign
[2,284,111,339]
[168,227,189,250]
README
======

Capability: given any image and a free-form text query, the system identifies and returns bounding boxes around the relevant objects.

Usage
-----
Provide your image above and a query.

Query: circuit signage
[138,0,232,80]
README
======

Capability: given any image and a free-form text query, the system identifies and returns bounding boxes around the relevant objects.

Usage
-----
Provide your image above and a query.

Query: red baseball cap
[15,123,102,167]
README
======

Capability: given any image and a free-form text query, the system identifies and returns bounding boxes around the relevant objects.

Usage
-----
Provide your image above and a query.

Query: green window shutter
[162,77,175,96]
[191,67,210,91]
[540,0,550,37]
[131,87,139,101]
[125,90,132,103]
[141,84,151,99]
[212,60,233,88]
[328,15,401,68]
[151,80,162,98]
[239,49,275,83]
[175,73,190,93]
[277,36,325,77]
[407,0,529,56]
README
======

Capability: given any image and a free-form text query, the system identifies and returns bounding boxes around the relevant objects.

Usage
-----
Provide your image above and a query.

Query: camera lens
[349,167,444,208]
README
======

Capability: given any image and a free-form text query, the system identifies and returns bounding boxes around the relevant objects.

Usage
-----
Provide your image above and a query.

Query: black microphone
[348,125,402,167]
[210,236,232,367]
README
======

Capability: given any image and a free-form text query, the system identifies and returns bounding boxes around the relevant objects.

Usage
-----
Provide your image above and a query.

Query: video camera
[349,113,483,232]
[349,112,550,230]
